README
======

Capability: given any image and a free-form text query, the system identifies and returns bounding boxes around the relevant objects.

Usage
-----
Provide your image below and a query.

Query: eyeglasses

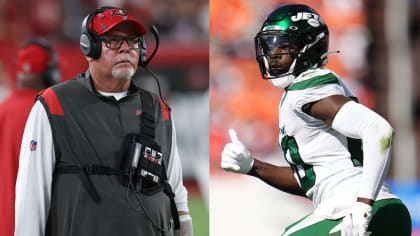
[99,36,142,50]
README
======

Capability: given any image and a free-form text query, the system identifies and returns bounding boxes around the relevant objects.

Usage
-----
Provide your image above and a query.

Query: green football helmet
[255,4,333,88]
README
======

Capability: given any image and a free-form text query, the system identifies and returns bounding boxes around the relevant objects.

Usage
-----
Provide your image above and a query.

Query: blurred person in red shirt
[0,38,59,236]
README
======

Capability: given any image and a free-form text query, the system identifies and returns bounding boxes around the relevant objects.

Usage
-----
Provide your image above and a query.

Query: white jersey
[278,68,396,219]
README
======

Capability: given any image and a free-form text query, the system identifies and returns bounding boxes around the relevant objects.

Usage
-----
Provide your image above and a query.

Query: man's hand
[329,202,373,236]
[221,129,254,174]
[174,215,193,236]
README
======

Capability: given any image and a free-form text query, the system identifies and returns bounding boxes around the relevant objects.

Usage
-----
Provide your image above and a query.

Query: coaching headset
[21,38,60,87]
[79,6,148,65]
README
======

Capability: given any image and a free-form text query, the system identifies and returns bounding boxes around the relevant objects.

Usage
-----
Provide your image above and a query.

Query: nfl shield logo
[30,140,37,151]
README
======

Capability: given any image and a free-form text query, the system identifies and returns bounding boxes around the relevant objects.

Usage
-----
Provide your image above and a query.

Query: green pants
[282,199,411,236]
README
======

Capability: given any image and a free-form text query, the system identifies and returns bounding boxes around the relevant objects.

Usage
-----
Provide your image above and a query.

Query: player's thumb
[228,129,242,146]
[329,223,341,235]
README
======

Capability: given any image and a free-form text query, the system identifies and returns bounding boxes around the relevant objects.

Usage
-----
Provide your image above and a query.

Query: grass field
[189,195,209,236]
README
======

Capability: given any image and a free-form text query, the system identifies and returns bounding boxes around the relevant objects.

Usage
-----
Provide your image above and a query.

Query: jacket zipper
[114,100,124,137]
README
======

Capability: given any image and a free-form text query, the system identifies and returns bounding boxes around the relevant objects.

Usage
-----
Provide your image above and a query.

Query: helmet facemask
[255,30,300,80]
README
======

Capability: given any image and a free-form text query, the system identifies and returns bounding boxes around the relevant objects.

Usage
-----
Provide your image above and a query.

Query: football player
[221,4,412,236]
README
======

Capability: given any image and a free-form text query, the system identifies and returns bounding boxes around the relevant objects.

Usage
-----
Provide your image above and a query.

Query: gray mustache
[113,56,135,65]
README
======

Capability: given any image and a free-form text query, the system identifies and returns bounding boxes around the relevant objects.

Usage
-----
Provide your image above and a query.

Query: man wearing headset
[221,4,411,236]
[15,7,192,236]
[0,38,59,236]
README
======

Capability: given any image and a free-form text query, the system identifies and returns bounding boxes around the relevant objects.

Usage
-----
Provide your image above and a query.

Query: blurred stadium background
[0,0,209,235]
[210,0,420,235]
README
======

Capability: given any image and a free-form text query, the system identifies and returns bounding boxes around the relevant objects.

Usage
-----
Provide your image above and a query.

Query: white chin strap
[269,74,295,88]
[268,58,297,88]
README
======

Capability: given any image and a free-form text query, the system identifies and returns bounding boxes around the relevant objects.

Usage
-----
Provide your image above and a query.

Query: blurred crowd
[0,0,209,87]
[210,0,420,178]
[0,0,208,43]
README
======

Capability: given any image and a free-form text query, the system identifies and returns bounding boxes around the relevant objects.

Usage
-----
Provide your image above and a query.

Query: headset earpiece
[87,29,101,59]
[80,6,116,59]
[80,15,95,57]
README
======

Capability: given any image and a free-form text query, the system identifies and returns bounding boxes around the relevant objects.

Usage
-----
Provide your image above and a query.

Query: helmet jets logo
[290,12,322,22]
[291,12,323,27]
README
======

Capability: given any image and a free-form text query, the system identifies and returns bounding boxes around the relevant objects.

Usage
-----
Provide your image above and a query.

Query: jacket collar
[79,70,140,101]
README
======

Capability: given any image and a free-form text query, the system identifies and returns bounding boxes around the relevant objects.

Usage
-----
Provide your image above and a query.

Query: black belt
[55,165,121,203]
[56,165,122,175]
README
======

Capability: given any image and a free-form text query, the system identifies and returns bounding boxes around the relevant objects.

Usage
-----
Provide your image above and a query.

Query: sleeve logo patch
[30,140,37,151]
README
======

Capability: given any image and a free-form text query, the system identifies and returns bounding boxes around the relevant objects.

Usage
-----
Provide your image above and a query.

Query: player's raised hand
[329,202,372,236]
[221,129,254,174]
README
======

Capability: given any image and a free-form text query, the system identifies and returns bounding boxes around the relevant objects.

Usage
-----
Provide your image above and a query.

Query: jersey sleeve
[14,101,55,236]
[167,118,189,213]
[292,75,345,117]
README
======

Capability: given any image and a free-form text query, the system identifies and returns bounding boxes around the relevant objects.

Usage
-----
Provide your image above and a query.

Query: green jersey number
[281,135,316,193]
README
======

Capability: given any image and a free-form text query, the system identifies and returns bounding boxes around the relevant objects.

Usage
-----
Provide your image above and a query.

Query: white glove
[221,129,254,174]
[329,202,373,236]
[175,215,193,236]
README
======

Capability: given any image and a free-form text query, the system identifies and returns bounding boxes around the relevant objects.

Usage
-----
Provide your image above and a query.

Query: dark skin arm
[307,94,350,126]
[246,94,374,205]
[248,159,306,196]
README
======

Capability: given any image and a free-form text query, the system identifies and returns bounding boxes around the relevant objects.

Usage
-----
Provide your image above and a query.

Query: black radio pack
[123,134,165,193]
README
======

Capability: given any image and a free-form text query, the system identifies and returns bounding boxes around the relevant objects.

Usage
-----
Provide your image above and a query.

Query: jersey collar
[80,70,140,101]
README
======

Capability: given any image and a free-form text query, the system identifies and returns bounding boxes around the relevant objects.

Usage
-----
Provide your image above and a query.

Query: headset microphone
[140,25,170,109]
[141,25,160,67]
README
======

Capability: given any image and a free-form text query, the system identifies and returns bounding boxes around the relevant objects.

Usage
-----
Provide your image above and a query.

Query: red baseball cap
[17,44,50,74]
[90,8,146,36]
